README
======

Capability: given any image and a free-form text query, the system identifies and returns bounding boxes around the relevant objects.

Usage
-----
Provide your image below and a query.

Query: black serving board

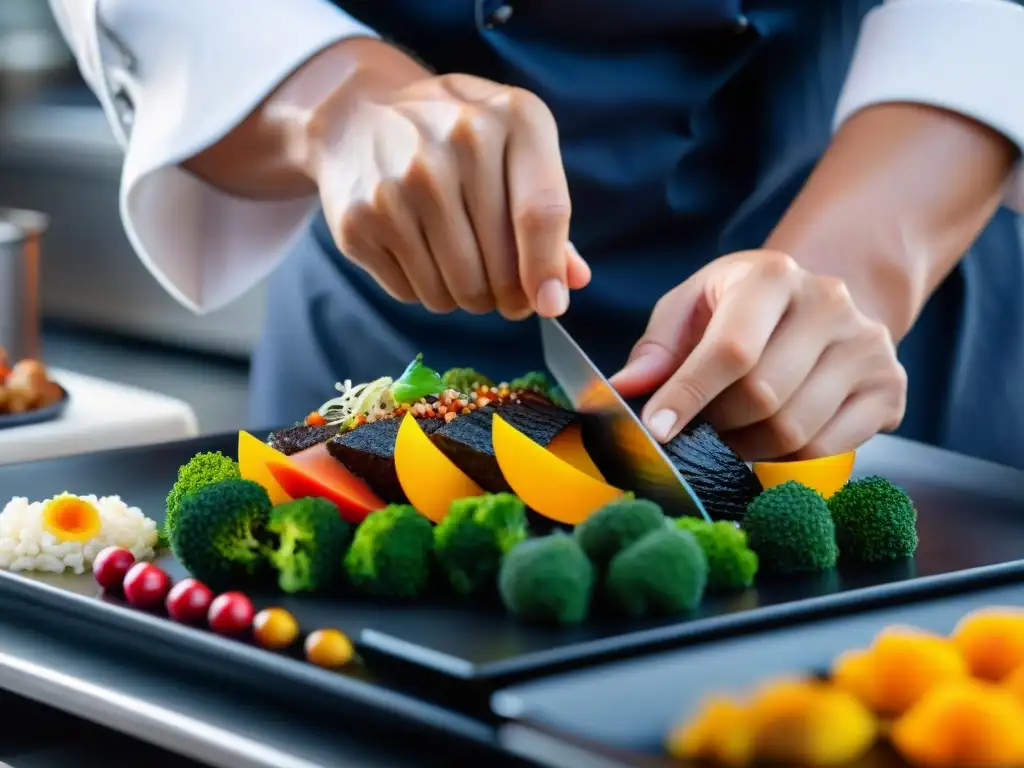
[0,385,68,430]
[490,581,1024,768]
[0,432,1022,691]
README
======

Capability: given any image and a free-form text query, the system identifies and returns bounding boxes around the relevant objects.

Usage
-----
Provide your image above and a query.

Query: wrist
[270,37,432,185]
[765,222,924,343]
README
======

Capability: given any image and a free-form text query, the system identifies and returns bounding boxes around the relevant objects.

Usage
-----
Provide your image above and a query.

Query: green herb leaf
[391,353,444,404]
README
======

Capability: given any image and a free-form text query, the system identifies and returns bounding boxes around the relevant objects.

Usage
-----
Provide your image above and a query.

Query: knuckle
[336,204,375,255]
[861,319,895,348]
[768,415,808,455]
[714,338,758,376]
[757,250,800,282]
[514,195,572,234]
[814,275,855,312]
[738,376,781,421]
[505,86,545,116]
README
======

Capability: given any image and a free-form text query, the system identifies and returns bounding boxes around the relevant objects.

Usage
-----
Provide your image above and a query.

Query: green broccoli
[674,517,759,591]
[499,534,595,625]
[171,478,272,590]
[605,528,709,617]
[343,504,434,599]
[574,498,666,569]
[433,493,528,596]
[265,498,352,594]
[441,367,495,394]
[828,476,918,562]
[163,451,240,546]
[743,481,838,574]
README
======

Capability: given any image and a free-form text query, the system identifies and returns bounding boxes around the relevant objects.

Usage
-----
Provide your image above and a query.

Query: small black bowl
[0,386,70,430]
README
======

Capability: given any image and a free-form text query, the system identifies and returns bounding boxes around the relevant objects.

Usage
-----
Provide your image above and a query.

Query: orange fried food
[748,678,878,765]
[832,626,970,716]
[667,679,878,767]
[666,695,755,767]
[952,607,1024,682]
[891,680,1024,767]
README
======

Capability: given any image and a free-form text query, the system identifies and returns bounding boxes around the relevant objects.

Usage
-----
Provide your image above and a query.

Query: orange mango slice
[891,680,1024,768]
[545,422,606,482]
[492,413,624,525]
[952,607,1024,682]
[394,413,483,522]
[832,626,970,716]
[752,452,855,499]
[237,430,293,505]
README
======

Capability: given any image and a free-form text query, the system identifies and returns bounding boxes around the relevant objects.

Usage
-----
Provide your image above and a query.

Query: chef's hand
[305,44,590,319]
[609,250,907,461]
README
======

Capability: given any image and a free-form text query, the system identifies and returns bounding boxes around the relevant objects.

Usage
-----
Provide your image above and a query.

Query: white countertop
[0,368,199,465]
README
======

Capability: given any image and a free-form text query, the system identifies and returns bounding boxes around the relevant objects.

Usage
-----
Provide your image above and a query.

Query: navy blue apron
[250,0,1024,470]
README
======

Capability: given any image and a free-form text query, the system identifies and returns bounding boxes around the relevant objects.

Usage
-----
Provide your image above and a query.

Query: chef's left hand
[609,250,908,461]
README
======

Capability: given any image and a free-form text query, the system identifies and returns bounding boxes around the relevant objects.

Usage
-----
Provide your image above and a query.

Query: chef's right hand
[303,41,591,319]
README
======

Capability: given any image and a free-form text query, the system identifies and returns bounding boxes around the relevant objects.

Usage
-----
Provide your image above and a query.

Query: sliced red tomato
[268,442,384,523]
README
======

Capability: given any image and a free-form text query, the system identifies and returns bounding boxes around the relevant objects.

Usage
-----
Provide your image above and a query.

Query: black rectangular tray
[0,431,1022,690]
[490,581,1024,768]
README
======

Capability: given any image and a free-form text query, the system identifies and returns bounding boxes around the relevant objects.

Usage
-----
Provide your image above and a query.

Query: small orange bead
[305,628,354,669]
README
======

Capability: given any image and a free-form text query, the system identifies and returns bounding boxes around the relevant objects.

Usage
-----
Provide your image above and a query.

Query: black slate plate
[0,432,1022,692]
[491,581,1024,768]
[0,386,68,430]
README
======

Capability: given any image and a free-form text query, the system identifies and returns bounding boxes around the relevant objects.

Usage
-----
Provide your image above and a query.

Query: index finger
[504,89,572,317]
[641,273,793,441]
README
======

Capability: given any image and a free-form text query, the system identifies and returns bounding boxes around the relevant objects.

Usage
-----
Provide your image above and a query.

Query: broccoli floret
[605,528,709,617]
[828,476,918,562]
[743,481,838,574]
[434,493,528,596]
[265,498,352,594]
[675,517,759,591]
[344,504,434,599]
[499,534,595,625]
[171,478,271,590]
[164,451,240,546]
[574,498,666,569]
[441,367,495,394]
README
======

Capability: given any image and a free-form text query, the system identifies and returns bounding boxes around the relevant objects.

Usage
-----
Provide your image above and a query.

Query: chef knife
[539,317,710,521]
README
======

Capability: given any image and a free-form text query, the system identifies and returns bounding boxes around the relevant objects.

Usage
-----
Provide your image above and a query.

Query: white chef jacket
[47,0,1024,315]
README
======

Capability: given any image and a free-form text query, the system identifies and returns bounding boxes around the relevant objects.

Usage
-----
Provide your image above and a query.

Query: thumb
[609,279,710,398]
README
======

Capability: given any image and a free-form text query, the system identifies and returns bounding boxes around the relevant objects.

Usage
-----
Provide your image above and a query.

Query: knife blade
[539,317,709,521]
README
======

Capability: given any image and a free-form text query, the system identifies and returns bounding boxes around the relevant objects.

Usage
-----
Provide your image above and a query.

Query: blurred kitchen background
[0,1,252,434]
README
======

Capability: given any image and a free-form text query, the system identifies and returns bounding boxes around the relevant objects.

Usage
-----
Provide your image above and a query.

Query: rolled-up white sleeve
[834,0,1024,212]
[48,0,378,314]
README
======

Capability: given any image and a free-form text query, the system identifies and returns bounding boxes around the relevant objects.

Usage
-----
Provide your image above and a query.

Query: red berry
[122,562,171,609]
[92,547,135,591]
[165,578,214,624]
[207,592,254,636]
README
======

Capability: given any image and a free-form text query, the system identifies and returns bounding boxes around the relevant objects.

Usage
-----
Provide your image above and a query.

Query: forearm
[183,38,430,201]
[765,102,1018,340]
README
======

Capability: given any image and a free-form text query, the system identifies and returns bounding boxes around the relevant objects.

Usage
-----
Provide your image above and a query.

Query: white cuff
[66,0,378,314]
[834,0,1024,212]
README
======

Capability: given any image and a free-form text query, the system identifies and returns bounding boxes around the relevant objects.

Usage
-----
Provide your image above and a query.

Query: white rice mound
[0,493,159,575]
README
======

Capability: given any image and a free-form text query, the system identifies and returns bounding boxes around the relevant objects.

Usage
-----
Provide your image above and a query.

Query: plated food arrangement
[0,347,63,417]
[668,606,1024,767]
[0,354,921,679]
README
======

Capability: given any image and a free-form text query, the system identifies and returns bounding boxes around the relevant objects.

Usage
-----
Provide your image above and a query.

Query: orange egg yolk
[42,495,102,542]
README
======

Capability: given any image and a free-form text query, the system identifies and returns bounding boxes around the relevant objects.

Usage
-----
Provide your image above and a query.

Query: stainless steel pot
[0,207,48,362]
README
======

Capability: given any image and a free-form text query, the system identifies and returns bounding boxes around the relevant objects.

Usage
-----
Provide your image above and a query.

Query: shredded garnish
[317,376,399,430]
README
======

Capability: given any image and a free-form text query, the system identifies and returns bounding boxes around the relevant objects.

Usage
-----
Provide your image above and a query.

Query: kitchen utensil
[538,317,709,520]
[0,207,47,362]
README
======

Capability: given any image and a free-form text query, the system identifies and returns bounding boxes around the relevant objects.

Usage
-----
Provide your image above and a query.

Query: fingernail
[647,409,678,442]
[566,241,581,259]
[536,279,569,317]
